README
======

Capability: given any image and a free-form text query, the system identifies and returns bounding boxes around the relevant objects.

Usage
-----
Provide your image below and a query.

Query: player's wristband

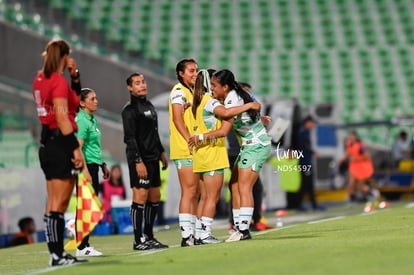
[61,132,79,154]
[198,134,204,141]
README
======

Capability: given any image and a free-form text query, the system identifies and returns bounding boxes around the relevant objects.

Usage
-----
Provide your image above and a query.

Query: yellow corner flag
[76,172,104,245]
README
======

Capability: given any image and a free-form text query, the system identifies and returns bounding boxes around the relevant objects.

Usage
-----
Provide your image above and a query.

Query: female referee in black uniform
[122,73,169,250]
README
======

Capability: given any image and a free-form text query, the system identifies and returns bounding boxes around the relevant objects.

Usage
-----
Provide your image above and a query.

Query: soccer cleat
[379,201,390,209]
[252,221,274,231]
[225,230,252,242]
[181,235,195,247]
[363,202,375,213]
[50,256,76,267]
[49,253,87,266]
[147,238,169,249]
[240,230,252,240]
[228,224,237,235]
[76,246,103,257]
[226,231,243,242]
[195,235,223,245]
[133,240,152,251]
[63,252,88,263]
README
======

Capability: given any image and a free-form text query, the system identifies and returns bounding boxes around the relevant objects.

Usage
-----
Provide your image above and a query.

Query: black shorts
[128,160,161,189]
[39,129,79,180]
[86,163,101,195]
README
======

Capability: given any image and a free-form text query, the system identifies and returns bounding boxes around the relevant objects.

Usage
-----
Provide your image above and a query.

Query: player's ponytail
[192,71,205,118]
[42,39,70,78]
[192,69,215,118]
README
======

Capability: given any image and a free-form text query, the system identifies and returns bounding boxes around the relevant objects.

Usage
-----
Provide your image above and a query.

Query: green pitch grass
[1,202,414,275]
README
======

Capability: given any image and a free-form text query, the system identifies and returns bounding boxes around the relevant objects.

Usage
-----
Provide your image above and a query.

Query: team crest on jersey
[227,100,232,104]
[172,94,182,100]
[193,126,198,131]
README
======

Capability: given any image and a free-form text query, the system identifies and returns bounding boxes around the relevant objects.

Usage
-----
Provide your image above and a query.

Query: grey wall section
[0,21,176,114]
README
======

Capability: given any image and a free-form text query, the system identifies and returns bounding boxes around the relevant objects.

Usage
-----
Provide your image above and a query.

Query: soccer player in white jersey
[190,69,271,241]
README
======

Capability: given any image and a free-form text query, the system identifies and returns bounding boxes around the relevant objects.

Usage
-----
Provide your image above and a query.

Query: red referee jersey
[32,72,79,131]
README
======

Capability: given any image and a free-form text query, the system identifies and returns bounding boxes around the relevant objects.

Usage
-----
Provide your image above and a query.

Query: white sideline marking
[27,263,82,275]
[308,216,345,224]
[254,224,297,236]
[359,208,391,216]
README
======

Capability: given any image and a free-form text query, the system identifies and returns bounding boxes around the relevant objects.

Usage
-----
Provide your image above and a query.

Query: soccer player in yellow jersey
[169,59,200,246]
[189,70,260,244]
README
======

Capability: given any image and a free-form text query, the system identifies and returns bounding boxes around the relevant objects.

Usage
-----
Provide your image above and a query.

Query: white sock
[191,215,196,235]
[238,207,253,232]
[179,213,193,238]
[195,217,202,239]
[232,208,240,229]
[200,216,213,240]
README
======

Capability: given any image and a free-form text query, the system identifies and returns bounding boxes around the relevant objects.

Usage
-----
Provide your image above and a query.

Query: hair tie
[200,69,212,96]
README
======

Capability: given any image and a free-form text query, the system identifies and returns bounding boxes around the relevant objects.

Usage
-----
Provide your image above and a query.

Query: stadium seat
[6,0,414,146]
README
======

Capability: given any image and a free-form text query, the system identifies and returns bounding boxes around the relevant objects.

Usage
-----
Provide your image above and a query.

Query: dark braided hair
[213,69,259,122]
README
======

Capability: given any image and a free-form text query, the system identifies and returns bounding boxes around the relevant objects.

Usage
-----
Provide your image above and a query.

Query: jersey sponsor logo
[36,107,47,117]
[172,94,181,99]
[139,178,150,185]
[144,110,152,117]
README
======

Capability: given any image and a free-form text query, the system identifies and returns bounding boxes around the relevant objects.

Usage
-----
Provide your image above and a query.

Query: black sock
[349,194,356,202]
[130,202,144,244]
[44,212,65,258]
[77,234,90,250]
[144,202,159,240]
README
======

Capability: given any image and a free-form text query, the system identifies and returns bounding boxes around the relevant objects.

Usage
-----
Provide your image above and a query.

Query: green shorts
[174,158,193,169]
[236,144,271,172]
[201,169,225,176]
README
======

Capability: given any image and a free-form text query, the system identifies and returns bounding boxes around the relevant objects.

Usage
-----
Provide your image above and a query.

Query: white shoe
[225,231,243,242]
[76,246,103,257]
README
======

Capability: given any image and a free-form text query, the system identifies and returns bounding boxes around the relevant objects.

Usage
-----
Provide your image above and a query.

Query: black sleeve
[122,106,142,163]
[156,120,165,154]
[158,138,165,154]
[71,79,81,95]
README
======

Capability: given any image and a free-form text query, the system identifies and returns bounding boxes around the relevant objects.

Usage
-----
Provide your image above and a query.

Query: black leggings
[87,163,101,196]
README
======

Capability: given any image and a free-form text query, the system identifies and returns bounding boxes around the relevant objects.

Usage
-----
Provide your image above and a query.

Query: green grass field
[1,201,414,275]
